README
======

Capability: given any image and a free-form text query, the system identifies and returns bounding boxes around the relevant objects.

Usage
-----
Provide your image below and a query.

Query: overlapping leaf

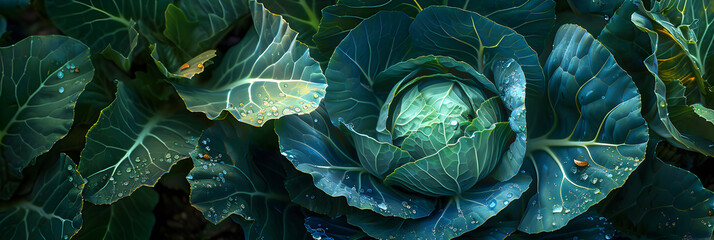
[348,174,532,240]
[171,1,326,127]
[275,105,437,218]
[0,154,84,240]
[0,35,93,176]
[599,141,714,239]
[313,0,555,65]
[187,116,310,239]
[520,24,648,233]
[73,187,158,240]
[79,81,210,204]
[45,0,171,70]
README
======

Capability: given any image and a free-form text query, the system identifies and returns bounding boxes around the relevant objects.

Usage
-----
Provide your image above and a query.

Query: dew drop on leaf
[58,87,65,93]
[57,71,64,79]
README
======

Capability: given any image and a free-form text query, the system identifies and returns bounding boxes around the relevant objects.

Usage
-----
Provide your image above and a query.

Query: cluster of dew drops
[55,62,83,94]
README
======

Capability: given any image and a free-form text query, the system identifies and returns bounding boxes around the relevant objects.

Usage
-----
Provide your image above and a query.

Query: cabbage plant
[1,0,714,239]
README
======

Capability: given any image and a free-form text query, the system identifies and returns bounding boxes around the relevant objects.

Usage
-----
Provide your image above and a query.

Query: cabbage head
[275,2,650,239]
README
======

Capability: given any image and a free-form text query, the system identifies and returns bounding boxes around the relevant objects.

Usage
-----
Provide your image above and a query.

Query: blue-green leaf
[313,0,555,65]
[409,6,545,98]
[275,105,436,218]
[520,24,648,233]
[508,209,619,240]
[170,1,326,127]
[0,154,84,240]
[348,174,532,240]
[490,59,528,181]
[0,35,93,176]
[187,116,309,240]
[79,81,210,204]
[258,0,334,47]
[73,187,158,240]
[344,124,415,179]
[324,11,414,136]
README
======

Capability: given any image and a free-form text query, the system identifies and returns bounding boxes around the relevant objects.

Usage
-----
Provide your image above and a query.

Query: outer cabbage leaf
[45,0,171,70]
[313,0,555,65]
[0,154,84,240]
[0,35,93,178]
[599,141,714,239]
[170,1,326,127]
[275,105,436,219]
[347,173,532,240]
[508,209,618,240]
[323,11,413,136]
[73,187,158,240]
[519,24,648,233]
[187,116,310,240]
[79,81,210,204]
[490,59,528,181]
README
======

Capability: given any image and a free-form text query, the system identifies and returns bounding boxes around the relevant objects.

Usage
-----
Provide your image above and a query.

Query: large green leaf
[0,154,84,240]
[0,35,93,176]
[258,0,334,47]
[323,11,414,136]
[313,0,555,65]
[599,142,714,239]
[519,24,648,233]
[384,122,515,196]
[45,0,171,70]
[73,187,158,240]
[170,1,326,127]
[275,105,437,219]
[79,81,210,204]
[348,173,532,240]
[187,116,309,240]
[304,216,369,240]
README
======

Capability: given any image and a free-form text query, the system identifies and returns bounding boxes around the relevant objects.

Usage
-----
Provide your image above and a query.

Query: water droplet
[377,202,388,210]
[68,176,73,182]
[57,71,64,79]
[450,120,458,126]
[605,172,613,178]
[506,193,513,198]
[58,87,65,93]
[67,165,73,171]
[552,205,563,213]
[126,168,131,173]
[187,174,193,180]
[488,200,497,209]
[659,100,667,108]
[536,213,543,220]
[604,14,610,21]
